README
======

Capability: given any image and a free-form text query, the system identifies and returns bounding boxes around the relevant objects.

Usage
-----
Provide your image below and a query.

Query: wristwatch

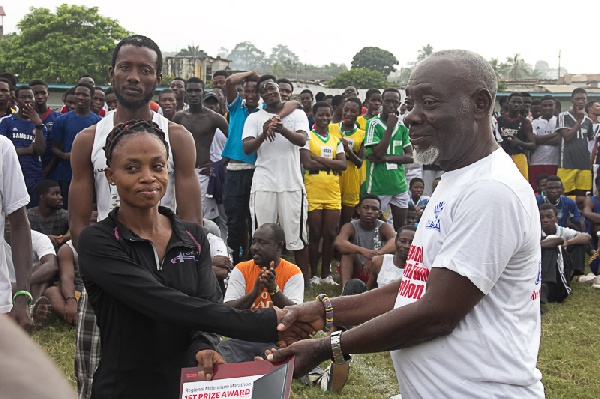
[35,124,44,129]
[330,330,351,364]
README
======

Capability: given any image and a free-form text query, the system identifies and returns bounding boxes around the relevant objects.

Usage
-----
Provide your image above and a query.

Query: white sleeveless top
[376,254,403,288]
[92,111,176,220]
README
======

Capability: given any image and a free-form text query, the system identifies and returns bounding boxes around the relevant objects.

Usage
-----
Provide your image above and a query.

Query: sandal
[320,361,350,392]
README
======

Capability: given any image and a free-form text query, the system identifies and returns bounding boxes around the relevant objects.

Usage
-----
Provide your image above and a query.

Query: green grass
[33,277,600,398]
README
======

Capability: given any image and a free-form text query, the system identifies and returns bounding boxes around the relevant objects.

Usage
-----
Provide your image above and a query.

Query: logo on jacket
[171,251,196,264]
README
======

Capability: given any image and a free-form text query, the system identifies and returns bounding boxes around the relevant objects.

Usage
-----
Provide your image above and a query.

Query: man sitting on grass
[334,194,396,289]
[540,203,591,302]
[217,223,303,363]
[27,180,70,249]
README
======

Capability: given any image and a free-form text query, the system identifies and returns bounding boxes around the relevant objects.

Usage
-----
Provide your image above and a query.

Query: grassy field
[33,277,600,398]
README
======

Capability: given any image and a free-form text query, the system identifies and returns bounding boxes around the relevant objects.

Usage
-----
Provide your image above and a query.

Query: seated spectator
[366,225,416,290]
[334,194,396,288]
[535,173,549,196]
[582,175,600,244]
[405,204,418,226]
[27,180,70,249]
[540,203,591,301]
[536,175,584,231]
[5,228,57,323]
[408,177,430,218]
[431,175,442,194]
[203,219,232,294]
[43,240,81,325]
[218,223,303,363]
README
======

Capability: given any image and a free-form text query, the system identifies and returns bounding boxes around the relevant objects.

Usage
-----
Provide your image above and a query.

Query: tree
[228,41,267,72]
[326,68,389,89]
[351,47,398,77]
[416,44,433,63]
[503,53,533,80]
[269,44,299,65]
[216,47,229,59]
[176,45,207,58]
[0,5,129,84]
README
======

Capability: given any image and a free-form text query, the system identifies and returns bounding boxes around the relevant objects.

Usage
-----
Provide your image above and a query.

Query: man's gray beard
[413,146,440,165]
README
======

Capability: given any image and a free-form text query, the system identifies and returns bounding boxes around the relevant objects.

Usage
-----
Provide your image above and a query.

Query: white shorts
[379,192,409,212]
[196,170,218,220]
[250,190,308,251]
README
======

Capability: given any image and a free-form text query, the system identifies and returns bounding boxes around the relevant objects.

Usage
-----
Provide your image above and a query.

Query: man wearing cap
[173,77,228,222]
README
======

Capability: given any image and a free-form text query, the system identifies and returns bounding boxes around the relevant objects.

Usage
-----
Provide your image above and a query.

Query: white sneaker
[579,273,596,283]
[310,275,321,285]
[321,275,339,285]
[592,275,600,289]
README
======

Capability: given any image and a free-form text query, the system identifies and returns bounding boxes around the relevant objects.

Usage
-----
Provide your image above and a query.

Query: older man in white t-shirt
[269,50,545,398]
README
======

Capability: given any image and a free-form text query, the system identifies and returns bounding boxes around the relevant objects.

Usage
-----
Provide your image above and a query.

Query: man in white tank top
[68,35,203,399]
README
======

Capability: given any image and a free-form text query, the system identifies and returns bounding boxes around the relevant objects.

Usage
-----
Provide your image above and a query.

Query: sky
[1,0,596,74]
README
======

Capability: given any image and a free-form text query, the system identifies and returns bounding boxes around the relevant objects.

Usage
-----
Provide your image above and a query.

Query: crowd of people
[0,34,598,398]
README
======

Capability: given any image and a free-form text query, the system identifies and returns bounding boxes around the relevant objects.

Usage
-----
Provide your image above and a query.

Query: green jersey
[364,116,410,195]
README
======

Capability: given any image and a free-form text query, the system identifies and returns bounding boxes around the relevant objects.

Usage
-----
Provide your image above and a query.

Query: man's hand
[366,152,384,163]
[387,112,399,127]
[274,306,317,347]
[211,256,231,280]
[22,104,42,126]
[261,118,278,142]
[361,248,379,260]
[575,107,585,122]
[506,136,522,147]
[261,262,277,293]
[195,350,226,381]
[267,338,331,377]
[64,298,77,325]
[10,296,33,334]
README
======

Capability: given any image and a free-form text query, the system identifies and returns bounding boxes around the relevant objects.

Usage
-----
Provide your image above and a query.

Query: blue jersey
[41,108,60,170]
[0,114,45,184]
[536,194,582,227]
[48,111,101,181]
[222,94,259,164]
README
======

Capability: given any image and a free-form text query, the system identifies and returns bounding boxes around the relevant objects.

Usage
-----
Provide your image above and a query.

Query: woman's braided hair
[104,119,170,167]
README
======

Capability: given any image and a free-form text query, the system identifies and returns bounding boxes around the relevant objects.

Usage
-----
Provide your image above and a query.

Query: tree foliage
[351,47,398,77]
[176,45,207,58]
[228,41,267,72]
[416,44,434,62]
[0,5,129,84]
[326,68,389,89]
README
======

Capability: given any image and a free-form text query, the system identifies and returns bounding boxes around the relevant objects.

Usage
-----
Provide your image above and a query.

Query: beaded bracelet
[316,293,333,332]
[13,290,33,305]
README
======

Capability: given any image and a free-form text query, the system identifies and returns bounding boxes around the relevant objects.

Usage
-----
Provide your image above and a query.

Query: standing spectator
[91,87,106,117]
[0,77,14,118]
[242,75,310,285]
[211,71,228,89]
[497,92,536,180]
[365,88,413,230]
[104,87,118,112]
[330,98,366,226]
[158,89,177,121]
[0,135,34,333]
[300,101,346,283]
[529,95,559,189]
[49,82,101,209]
[0,85,46,207]
[170,77,187,111]
[556,88,595,197]
[587,100,600,195]
[29,80,60,177]
[276,78,294,101]
[300,89,315,128]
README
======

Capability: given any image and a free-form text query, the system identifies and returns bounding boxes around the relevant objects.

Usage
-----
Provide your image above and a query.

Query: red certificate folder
[180,357,294,399]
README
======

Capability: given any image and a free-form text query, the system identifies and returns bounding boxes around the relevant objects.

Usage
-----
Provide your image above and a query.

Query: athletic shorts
[250,190,308,251]
[379,192,409,212]
[308,201,341,212]
[557,168,592,193]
